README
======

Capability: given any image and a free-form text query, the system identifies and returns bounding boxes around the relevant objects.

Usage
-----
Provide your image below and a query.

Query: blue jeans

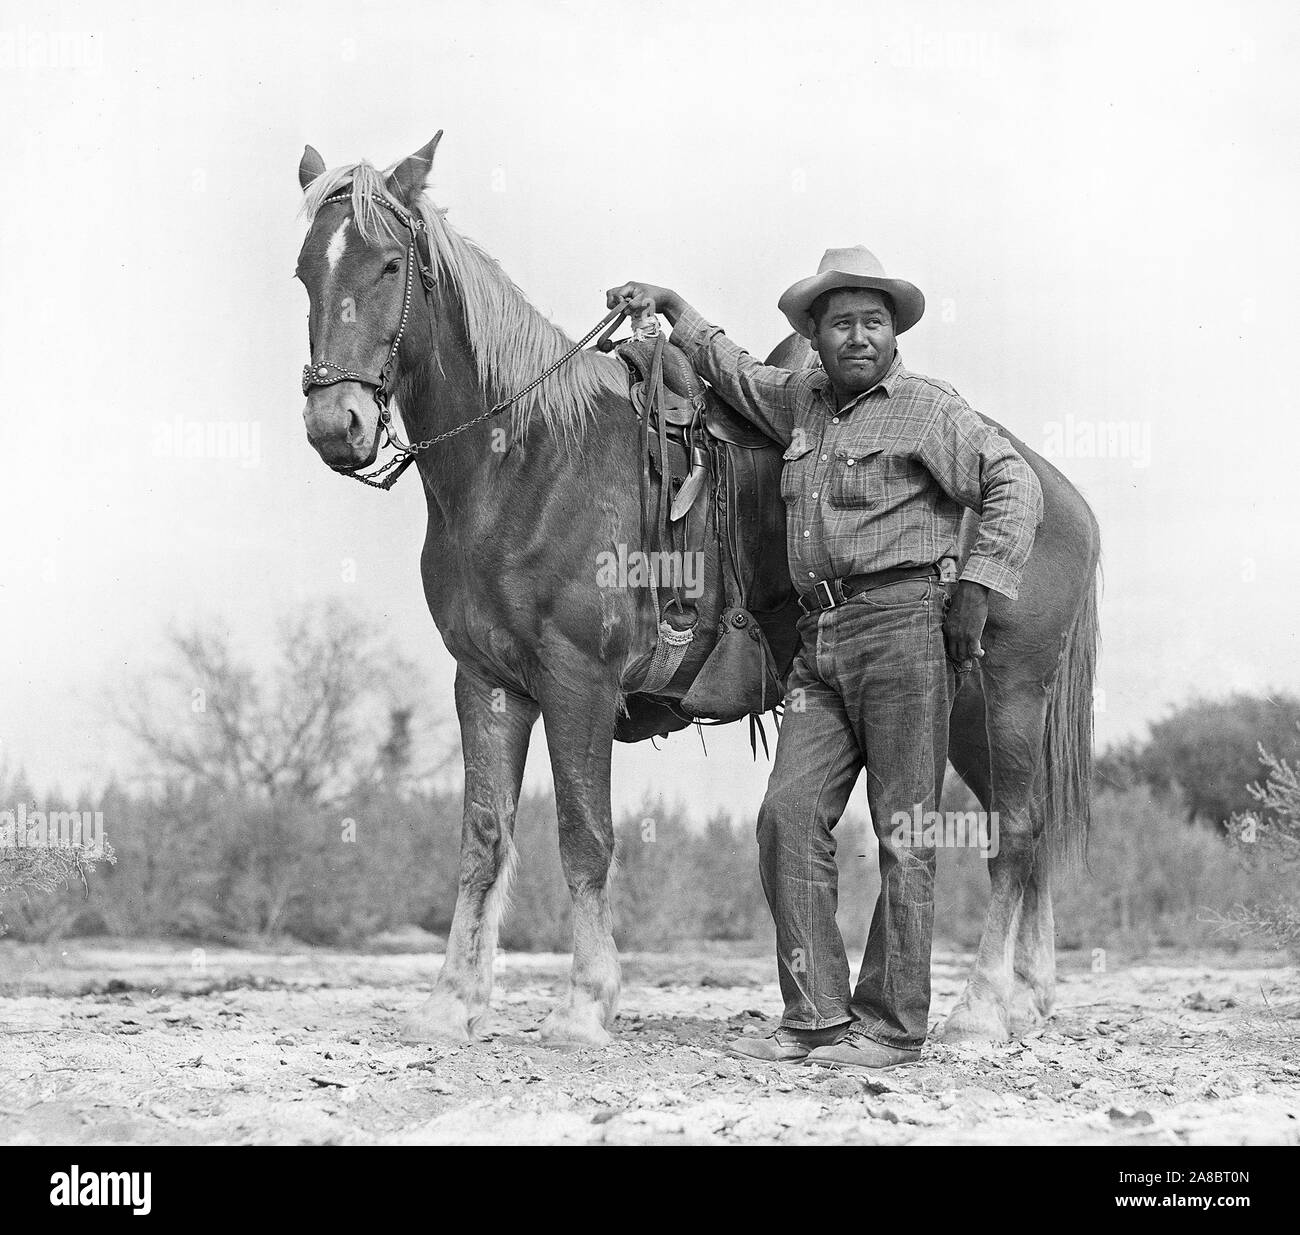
[756,576,955,1050]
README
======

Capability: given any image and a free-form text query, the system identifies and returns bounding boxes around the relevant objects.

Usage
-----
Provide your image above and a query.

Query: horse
[293,133,1101,1048]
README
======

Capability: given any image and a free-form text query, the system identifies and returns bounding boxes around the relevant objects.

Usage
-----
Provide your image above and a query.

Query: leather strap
[635,332,696,694]
[798,563,940,614]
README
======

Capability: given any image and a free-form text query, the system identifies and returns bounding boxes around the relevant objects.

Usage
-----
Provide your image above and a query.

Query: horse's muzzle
[303,388,381,471]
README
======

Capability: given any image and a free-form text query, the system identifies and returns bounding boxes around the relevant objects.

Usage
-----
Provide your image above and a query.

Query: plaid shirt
[671,306,1043,600]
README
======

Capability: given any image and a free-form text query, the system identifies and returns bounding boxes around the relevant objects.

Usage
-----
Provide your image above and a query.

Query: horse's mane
[300,160,616,441]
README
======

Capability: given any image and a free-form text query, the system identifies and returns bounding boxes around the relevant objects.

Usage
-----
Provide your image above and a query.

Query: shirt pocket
[829,446,888,509]
[779,437,815,504]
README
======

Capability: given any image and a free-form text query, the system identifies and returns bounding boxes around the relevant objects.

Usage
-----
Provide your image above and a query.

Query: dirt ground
[1,938,1297,1145]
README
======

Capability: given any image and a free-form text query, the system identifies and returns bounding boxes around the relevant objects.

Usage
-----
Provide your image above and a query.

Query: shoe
[726,1024,849,1063]
[804,1029,921,1070]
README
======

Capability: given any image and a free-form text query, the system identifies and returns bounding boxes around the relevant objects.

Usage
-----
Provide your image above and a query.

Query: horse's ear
[299,144,326,191]
[387,131,443,203]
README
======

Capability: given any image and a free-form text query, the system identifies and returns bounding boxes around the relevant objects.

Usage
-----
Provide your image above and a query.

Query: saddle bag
[680,604,783,721]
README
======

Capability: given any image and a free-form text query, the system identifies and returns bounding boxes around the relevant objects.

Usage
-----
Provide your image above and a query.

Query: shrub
[1222,740,1300,956]
[0,771,117,937]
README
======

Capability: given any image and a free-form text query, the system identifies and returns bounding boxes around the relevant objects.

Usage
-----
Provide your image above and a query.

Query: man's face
[810,288,896,401]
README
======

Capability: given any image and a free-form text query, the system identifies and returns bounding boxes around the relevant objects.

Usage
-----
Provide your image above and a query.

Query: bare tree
[119,601,456,806]
[110,601,460,939]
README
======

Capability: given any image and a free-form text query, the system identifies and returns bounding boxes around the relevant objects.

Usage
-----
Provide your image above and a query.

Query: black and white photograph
[1,0,1296,1200]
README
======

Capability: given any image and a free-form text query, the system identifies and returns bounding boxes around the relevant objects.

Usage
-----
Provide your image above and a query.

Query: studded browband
[300,191,435,400]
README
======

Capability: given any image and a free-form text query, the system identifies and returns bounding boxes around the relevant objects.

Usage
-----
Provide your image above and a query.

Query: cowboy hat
[778,246,925,338]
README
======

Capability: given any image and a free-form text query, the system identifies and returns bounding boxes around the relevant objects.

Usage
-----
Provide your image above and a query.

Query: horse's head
[294,135,442,471]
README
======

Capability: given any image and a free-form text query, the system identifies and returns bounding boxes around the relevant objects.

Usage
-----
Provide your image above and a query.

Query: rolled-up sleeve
[917,396,1043,600]
[670,306,798,447]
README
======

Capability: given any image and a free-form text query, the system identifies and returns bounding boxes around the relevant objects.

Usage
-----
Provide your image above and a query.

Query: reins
[302,189,625,491]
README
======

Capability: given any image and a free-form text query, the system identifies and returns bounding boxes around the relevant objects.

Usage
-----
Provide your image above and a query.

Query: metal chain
[402,305,624,452]
[343,304,625,490]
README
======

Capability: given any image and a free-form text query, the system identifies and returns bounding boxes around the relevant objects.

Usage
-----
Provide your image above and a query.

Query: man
[606,247,1043,1069]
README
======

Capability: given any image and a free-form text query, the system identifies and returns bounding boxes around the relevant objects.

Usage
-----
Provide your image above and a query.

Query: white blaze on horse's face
[325,218,349,274]
[295,205,407,470]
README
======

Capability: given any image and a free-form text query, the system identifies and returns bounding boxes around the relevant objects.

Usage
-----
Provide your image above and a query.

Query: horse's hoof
[1009,985,1054,1037]
[937,1001,1011,1045]
[397,993,478,1045]
[538,1005,613,1048]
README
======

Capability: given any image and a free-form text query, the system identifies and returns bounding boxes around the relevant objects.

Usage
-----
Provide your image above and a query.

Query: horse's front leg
[536,654,622,1048]
[399,666,538,1044]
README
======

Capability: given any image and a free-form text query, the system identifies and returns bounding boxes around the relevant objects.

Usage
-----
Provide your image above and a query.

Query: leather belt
[797,563,941,615]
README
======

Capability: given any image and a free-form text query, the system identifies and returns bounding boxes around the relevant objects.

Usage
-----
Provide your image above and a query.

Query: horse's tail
[1041,557,1100,868]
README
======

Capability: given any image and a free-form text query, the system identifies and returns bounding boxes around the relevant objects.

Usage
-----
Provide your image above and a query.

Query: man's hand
[605,281,684,325]
[944,579,989,671]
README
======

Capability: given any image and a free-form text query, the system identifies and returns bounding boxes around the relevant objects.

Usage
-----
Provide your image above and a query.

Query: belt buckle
[798,579,845,615]
[814,580,838,610]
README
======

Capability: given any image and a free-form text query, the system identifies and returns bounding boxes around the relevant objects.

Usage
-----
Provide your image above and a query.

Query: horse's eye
[384,258,402,276]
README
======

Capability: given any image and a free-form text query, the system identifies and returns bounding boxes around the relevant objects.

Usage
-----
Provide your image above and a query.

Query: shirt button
[846,459,856,466]
[803,530,810,537]
[808,571,815,578]
[812,491,818,499]
[832,417,840,424]
[821,454,828,461]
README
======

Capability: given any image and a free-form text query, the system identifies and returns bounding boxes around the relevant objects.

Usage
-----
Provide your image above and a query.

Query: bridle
[301,189,624,491]
[301,190,441,489]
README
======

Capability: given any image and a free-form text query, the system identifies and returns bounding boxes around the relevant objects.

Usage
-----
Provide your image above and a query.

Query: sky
[2,0,1299,825]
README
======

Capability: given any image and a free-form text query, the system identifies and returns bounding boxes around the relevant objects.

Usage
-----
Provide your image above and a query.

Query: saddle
[612,335,798,732]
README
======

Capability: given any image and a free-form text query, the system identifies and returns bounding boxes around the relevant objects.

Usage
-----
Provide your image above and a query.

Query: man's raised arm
[605,282,799,448]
